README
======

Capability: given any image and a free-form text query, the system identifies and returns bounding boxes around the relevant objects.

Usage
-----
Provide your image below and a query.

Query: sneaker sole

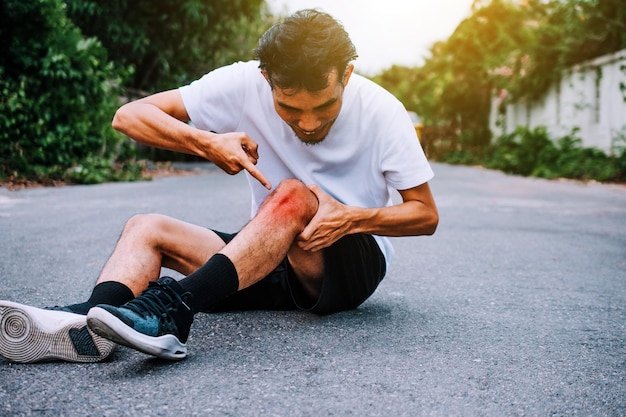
[0,300,116,363]
[87,307,187,361]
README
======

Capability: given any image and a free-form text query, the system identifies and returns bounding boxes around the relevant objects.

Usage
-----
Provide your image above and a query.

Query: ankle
[179,253,239,312]
[88,281,134,307]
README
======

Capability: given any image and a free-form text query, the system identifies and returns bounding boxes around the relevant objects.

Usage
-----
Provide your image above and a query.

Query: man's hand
[297,185,351,251]
[297,182,439,251]
[112,90,270,190]
[205,131,271,190]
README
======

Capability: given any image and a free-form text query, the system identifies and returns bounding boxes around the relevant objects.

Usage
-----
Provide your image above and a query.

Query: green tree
[376,0,626,155]
[66,0,270,93]
[516,0,626,100]
[377,0,534,152]
[0,0,138,183]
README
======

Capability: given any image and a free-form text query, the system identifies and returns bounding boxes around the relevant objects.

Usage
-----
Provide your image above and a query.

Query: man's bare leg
[96,213,229,295]
[86,179,323,360]
[88,178,319,307]
[0,215,225,364]
[172,178,322,313]
[1,214,225,364]
[220,178,322,293]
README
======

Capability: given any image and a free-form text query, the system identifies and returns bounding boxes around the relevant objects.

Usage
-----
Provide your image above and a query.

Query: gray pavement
[0,163,624,417]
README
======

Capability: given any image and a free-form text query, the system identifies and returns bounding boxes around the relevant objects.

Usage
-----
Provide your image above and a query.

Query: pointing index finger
[241,158,271,190]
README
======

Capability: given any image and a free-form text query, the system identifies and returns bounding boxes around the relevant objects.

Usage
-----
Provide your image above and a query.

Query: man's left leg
[0,215,228,363]
[87,179,322,360]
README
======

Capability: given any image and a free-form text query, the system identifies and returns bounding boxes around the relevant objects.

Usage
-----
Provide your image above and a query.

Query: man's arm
[112,90,271,189]
[298,182,438,252]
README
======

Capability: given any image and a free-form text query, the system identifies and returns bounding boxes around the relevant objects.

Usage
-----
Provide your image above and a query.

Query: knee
[263,179,318,222]
[121,213,168,241]
[275,178,308,195]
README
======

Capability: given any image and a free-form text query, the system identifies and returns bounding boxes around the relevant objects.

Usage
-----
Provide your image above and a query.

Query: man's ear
[342,64,355,87]
[261,70,273,88]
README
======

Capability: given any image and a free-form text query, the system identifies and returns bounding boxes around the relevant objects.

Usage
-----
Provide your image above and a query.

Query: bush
[484,127,556,176]
[550,136,615,181]
[437,125,625,183]
[0,0,141,184]
[485,127,623,182]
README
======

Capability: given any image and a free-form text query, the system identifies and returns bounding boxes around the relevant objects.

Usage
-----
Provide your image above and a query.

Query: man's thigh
[151,215,227,275]
[295,233,387,314]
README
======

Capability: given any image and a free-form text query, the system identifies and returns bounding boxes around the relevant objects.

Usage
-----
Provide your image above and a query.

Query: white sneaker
[0,300,117,363]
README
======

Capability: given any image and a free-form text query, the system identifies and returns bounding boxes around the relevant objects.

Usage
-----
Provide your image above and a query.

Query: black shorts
[208,230,386,315]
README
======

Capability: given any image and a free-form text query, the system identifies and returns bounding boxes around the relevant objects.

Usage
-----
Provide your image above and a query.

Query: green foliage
[453,126,626,182]
[375,0,535,143]
[65,0,270,92]
[0,0,141,184]
[517,0,626,100]
[377,0,626,128]
[64,157,146,185]
[486,127,555,176]
[374,0,626,183]
[0,0,273,184]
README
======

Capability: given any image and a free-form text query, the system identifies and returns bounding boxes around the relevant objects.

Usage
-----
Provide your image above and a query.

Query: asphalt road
[0,163,624,417]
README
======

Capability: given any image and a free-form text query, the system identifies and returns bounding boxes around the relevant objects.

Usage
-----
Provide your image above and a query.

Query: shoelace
[124,281,188,318]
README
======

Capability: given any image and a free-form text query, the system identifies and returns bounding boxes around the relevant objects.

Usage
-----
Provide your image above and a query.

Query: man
[0,9,438,363]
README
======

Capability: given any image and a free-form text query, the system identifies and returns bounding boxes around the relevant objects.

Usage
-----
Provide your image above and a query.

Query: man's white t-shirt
[179,61,434,267]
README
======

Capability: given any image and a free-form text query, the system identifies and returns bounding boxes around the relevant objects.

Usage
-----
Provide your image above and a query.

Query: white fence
[490,49,626,154]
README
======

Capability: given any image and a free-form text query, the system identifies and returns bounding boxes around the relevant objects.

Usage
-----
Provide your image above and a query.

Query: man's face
[267,66,354,145]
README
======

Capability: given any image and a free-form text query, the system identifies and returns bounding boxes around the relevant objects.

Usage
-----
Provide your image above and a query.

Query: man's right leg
[90,213,227,295]
[0,214,226,363]
[87,179,322,360]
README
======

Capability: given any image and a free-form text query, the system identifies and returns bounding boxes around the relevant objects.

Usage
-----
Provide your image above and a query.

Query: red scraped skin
[273,193,302,217]
[257,180,319,227]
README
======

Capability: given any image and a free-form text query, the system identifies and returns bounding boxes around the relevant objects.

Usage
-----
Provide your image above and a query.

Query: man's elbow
[424,209,439,236]
[111,103,131,134]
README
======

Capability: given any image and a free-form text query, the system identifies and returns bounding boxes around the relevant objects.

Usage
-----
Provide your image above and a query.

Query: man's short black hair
[254,9,358,91]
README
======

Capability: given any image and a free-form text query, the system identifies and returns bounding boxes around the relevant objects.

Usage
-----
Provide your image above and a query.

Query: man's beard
[291,118,336,146]
[297,134,327,146]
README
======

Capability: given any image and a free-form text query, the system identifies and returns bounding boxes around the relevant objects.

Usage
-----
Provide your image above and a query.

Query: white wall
[490,49,626,154]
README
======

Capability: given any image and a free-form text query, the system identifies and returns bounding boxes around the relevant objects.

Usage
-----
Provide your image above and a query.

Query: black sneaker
[0,300,117,363]
[86,277,193,361]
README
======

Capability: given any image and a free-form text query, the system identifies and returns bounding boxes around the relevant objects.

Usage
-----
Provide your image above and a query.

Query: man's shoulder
[349,72,380,90]
[344,73,407,127]
[348,73,403,106]
[203,60,260,79]
[180,61,264,102]
[226,60,261,71]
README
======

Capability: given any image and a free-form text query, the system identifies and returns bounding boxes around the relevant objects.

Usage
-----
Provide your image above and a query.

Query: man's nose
[297,114,322,132]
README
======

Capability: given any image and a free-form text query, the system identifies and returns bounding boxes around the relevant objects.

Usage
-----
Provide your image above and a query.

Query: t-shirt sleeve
[178,62,250,133]
[379,99,434,190]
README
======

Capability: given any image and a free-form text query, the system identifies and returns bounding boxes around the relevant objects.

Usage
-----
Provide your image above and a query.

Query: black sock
[64,281,134,315]
[179,253,239,313]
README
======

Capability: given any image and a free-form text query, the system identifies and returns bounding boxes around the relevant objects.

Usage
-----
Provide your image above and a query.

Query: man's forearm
[112,101,207,158]
[348,201,438,237]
